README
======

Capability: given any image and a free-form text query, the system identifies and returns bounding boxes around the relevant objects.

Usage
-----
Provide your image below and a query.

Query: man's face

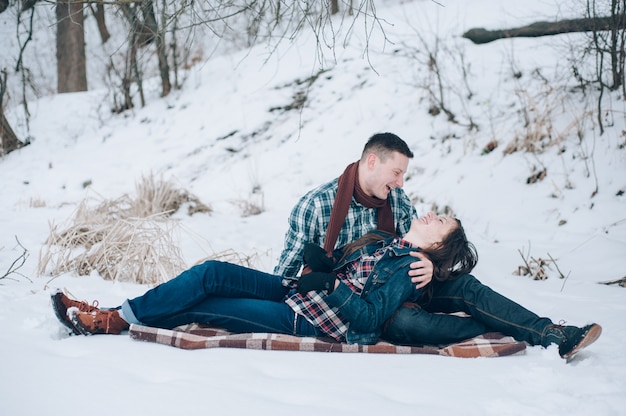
[363,151,410,199]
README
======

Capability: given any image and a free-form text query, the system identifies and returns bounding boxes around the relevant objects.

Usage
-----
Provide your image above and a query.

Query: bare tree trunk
[608,0,626,89]
[141,0,170,96]
[171,10,179,90]
[20,0,39,12]
[132,41,145,108]
[122,32,137,111]
[463,16,619,44]
[56,0,87,93]
[0,112,22,155]
[90,3,111,44]
[0,70,24,156]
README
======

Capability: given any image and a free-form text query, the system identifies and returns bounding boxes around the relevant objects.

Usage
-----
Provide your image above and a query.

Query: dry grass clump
[132,173,212,217]
[38,175,211,285]
[503,84,593,157]
[29,198,46,208]
[513,244,567,281]
[503,88,561,155]
[40,215,185,285]
[194,248,266,269]
[230,195,264,217]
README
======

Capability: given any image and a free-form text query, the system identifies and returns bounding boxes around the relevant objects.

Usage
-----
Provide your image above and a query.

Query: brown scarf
[324,161,394,252]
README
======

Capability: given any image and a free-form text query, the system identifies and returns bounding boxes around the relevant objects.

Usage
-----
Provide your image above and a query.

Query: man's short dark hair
[362,132,414,161]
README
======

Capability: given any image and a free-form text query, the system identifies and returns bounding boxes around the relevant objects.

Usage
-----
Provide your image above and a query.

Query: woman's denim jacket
[325,237,423,345]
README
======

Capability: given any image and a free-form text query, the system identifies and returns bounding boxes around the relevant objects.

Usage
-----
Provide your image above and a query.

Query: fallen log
[463,16,619,44]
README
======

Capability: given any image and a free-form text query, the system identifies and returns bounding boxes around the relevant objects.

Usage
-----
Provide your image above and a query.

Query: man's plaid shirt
[285,238,412,342]
[274,177,417,284]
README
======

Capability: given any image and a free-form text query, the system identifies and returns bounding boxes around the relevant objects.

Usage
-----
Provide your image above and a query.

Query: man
[52,132,435,339]
[274,132,434,289]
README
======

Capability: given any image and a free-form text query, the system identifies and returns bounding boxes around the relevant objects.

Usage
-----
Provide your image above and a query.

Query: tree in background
[585,0,625,133]
[0,69,26,156]
[56,0,87,93]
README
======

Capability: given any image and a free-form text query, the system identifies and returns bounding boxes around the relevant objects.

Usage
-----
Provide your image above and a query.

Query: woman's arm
[325,266,419,333]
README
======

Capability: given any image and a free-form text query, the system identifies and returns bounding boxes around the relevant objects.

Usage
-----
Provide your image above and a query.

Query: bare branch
[0,236,31,283]
[598,276,626,287]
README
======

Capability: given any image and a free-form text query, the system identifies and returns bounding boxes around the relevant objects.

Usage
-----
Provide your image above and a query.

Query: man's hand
[303,243,335,273]
[408,251,433,289]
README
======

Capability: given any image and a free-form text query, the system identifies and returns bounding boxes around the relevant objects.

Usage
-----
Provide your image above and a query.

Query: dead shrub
[504,87,560,155]
[504,80,595,157]
[39,215,185,285]
[38,175,211,284]
[230,195,264,217]
[513,244,567,281]
[131,173,212,217]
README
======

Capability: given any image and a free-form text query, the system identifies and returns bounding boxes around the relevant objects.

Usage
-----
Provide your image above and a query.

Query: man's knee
[436,273,482,294]
[382,303,424,337]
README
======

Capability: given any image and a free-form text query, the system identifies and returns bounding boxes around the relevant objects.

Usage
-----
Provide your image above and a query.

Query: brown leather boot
[51,289,100,335]
[70,309,129,335]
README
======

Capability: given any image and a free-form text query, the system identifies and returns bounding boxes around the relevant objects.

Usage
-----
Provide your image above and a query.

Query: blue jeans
[382,274,554,346]
[121,260,323,337]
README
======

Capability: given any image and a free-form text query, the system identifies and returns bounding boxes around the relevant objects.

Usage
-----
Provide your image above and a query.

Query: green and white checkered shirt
[274,178,417,286]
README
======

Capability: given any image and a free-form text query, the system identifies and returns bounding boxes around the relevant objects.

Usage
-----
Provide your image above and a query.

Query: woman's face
[410,212,457,248]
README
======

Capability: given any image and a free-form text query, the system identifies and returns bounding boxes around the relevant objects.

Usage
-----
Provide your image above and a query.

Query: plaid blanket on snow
[129,324,526,358]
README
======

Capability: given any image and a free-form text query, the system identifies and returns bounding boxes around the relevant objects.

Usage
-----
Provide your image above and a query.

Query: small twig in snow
[0,236,31,283]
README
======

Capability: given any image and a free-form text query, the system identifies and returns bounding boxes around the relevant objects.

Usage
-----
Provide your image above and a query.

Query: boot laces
[62,290,100,311]
[91,310,118,332]
[81,300,100,311]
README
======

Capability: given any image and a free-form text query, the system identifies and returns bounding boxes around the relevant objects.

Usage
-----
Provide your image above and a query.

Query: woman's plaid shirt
[285,238,411,342]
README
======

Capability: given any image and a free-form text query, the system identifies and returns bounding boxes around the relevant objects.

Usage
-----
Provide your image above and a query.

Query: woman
[308,214,602,359]
[291,212,478,344]
[52,212,471,344]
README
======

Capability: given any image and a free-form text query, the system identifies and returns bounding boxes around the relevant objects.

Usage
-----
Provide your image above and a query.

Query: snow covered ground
[1,1,625,415]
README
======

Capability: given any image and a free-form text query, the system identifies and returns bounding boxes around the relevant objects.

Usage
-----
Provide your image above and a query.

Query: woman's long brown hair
[420,219,478,282]
[340,219,478,283]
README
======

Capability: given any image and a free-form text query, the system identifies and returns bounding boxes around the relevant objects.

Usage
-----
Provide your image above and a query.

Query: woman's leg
[381,302,488,346]
[121,260,288,326]
[421,274,554,345]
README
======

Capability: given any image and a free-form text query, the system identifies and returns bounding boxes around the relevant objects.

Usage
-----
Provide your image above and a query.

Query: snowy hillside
[0,1,625,415]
